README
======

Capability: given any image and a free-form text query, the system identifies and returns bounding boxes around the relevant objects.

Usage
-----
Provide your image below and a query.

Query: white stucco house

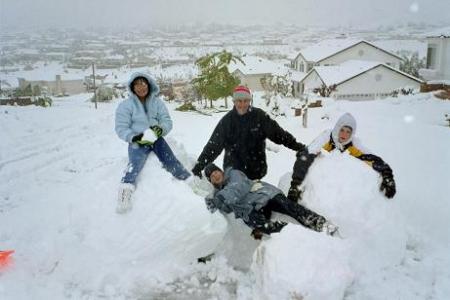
[297,60,422,100]
[18,75,87,96]
[229,56,288,91]
[419,34,450,83]
[291,40,403,73]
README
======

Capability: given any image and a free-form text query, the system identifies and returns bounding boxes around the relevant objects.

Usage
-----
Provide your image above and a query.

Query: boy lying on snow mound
[203,163,339,239]
[287,112,396,202]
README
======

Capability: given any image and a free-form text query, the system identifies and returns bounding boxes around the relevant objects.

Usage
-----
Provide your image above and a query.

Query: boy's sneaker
[322,221,340,237]
[116,183,135,214]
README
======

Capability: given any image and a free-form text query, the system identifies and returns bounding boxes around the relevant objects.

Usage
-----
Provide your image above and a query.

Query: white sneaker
[116,183,135,214]
[322,221,340,237]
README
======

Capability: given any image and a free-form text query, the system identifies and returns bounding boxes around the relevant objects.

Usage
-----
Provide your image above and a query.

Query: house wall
[19,78,85,95]
[319,42,401,69]
[233,70,268,91]
[301,71,325,94]
[332,65,421,100]
[425,37,450,80]
[292,55,312,73]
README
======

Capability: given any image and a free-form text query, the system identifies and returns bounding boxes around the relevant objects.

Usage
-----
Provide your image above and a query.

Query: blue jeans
[121,137,191,185]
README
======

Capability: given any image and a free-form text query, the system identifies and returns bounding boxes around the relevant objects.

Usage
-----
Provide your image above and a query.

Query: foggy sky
[1,0,449,31]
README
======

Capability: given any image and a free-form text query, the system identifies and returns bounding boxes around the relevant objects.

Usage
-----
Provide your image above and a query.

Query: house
[229,56,288,91]
[18,75,86,96]
[291,40,403,73]
[97,55,126,69]
[296,60,422,100]
[419,33,450,84]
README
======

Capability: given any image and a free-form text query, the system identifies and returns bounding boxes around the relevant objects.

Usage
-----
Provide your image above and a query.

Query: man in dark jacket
[192,85,306,180]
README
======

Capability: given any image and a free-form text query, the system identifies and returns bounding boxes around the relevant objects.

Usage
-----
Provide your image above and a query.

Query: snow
[0,62,197,88]
[424,26,450,38]
[312,60,381,85]
[1,91,450,299]
[307,60,422,86]
[229,55,288,76]
[297,39,363,62]
[289,70,307,82]
[373,39,428,58]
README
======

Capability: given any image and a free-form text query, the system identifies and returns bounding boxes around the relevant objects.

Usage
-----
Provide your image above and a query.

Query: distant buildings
[18,75,86,96]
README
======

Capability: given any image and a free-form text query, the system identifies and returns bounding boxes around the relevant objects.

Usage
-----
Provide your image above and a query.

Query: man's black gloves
[204,197,217,213]
[380,176,396,199]
[287,185,302,202]
[192,163,203,178]
[294,142,307,152]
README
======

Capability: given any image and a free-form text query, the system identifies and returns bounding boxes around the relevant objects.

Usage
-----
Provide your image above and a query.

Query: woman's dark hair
[130,76,151,98]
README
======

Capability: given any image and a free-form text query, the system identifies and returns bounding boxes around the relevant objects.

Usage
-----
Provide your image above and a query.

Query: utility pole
[92,62,97,109]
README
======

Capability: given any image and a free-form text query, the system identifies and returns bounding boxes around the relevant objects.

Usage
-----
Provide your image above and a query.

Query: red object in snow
[0,250,14,269]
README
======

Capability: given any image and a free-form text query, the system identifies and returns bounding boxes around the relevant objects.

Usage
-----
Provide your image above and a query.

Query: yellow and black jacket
[291,113,394,188]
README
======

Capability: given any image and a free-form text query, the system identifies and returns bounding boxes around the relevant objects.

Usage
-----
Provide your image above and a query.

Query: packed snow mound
[0,138,226,299]
[252,151,408,299]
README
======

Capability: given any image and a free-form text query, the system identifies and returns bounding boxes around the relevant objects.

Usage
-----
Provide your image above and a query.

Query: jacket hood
[127,71,160,100]
[331,113,357,148]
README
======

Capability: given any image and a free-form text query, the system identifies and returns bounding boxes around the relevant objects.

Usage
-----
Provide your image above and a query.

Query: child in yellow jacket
[288,113,396,202]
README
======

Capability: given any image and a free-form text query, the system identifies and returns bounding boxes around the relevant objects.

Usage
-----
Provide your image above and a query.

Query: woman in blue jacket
[115,72,190,213]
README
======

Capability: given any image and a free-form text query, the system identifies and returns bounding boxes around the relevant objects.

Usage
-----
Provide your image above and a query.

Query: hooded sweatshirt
[292,113,394,188]
[115,72,172,143]
[308,113,370,154]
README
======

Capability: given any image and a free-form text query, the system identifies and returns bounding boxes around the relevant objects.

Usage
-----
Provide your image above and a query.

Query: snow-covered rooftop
[297,39,400,63]
[289,70,307,82]
[424,26,450,38]
[312,60,381,85]
[104,54,125,60]
[229,55,288,76]
[309,60,421,86]
[297,39,362,62]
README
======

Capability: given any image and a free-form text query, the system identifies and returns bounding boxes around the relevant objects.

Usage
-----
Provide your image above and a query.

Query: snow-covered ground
[0,92,449,299]
[0,62,197,89]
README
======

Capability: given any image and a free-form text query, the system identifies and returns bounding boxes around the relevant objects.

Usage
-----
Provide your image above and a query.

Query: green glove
[151,125,163,138]
[137,140,153,146]
[137,128,157,145]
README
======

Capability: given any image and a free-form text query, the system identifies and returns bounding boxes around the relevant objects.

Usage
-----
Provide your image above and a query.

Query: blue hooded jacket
[115,72,173,143]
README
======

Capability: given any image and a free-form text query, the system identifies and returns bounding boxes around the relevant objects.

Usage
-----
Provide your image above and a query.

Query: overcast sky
[1,0,449,31]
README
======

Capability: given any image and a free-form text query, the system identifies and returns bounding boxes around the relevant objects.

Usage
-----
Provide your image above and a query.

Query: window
[427,46,437,69]
[375,74,382,81]
[358,49,364,56]
[299,62,304,72]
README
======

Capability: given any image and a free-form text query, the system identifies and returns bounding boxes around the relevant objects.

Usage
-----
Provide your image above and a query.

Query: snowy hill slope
[0,93,449,299]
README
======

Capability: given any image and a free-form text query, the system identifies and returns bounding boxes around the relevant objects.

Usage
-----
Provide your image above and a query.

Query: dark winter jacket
[209,168,282,222]
[195,107,305,180]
